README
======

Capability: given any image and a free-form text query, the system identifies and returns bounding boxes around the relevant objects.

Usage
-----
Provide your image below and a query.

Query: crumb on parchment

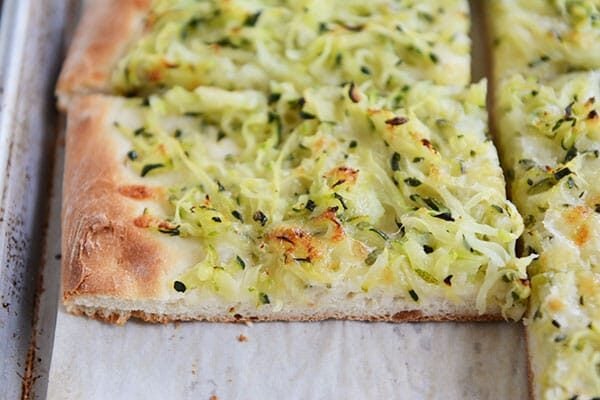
[237,334,248,342]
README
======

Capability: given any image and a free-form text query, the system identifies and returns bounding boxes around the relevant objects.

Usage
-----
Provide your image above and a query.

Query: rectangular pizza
[57,0,471,104]
[58,0,536,324]
[62,80,532,323]
[489,1,600,398]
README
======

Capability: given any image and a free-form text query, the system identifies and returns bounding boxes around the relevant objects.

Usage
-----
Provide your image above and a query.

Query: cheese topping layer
[112,0,470,96]
[498,72,600,276]
[496,72,600,399]
[490,0,600,82]
[114,81,532,318]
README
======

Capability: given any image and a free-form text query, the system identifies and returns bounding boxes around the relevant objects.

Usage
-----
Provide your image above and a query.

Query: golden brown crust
[56,0,151,108]
[61,95,173,305]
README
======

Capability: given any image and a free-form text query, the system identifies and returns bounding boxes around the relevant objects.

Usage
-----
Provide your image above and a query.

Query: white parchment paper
[47,313,527,399]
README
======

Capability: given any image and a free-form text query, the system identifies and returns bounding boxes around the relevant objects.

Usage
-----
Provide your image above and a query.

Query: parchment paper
[47,314,527,399]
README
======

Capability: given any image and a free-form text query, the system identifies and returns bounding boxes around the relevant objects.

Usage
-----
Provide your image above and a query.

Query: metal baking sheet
[0,1,74,398]
[1,1,530,398]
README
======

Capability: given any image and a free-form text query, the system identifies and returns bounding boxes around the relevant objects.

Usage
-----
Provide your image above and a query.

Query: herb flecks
[158,224,180,236]
[173,281,186,292]
[333,193,348,210]
[365,248,382,266]
[434,212,454,222]
[408,289,419,302]
[443,275,453,286]
[259,292,270,304]
[390,152,401,171]
[244,10,262,27]
[404,177,422,187]
[305,199,316,212]
[236,255,246,270]
[231,210,244,222]
[127,150,138,161]
[253,210,268,226]
[299,110,316,120]
[140,163,164,177]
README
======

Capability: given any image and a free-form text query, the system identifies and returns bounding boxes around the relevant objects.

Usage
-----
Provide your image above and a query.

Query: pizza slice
[57,0,471,105]
[495,71,600,399]
[62,81,532,324]
[488,0,600,83]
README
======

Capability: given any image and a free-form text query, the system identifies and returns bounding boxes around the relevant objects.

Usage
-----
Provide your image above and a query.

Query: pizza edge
[61,95,174,308]
[56,0,150,109]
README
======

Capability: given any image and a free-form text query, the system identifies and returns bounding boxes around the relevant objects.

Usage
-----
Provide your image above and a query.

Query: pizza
[57,0,471,104]
[489,1,600,398]
[496,71,600,400]
[489,0,600,83]
[57,0,532,324]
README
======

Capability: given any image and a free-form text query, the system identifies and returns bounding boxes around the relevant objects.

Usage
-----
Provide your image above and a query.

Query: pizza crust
[62,95,508,324]
[56,0,151,109]
[62,95,181,303]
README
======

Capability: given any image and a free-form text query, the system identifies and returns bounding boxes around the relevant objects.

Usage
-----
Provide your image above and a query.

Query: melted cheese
[114,80,531,318]
[496,71,600,399]
[490,0,600,82]
[112,0,471,95]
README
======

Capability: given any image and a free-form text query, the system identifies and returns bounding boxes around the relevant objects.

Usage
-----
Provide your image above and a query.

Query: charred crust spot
[391,310,423,321]
[326,166,359,188]
[269,228,322,263]
[385,116,408,126]
[348,82,361,103]
[575,225,590,247]
[147,68,162,82]
[133,214,154,228]
[118,185,154,200]
[314,207,345,241]
[421,139,435,151]
[276,235,295,244]
[565,205,589,224]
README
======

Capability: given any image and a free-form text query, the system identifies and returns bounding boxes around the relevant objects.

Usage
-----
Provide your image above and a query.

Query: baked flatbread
[494,71,600,400]
[57,0,471,105]
[489,1,600,397]
[62,81,531,324]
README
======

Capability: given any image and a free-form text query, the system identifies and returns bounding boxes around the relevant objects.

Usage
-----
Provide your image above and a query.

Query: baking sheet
[19,1,530,398]
[0,1,72,398]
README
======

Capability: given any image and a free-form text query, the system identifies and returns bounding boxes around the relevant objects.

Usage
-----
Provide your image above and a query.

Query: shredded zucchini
[496,71,600,399]
[490,0,600,82]
[112,0,470,95]
[115,81,531,318]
